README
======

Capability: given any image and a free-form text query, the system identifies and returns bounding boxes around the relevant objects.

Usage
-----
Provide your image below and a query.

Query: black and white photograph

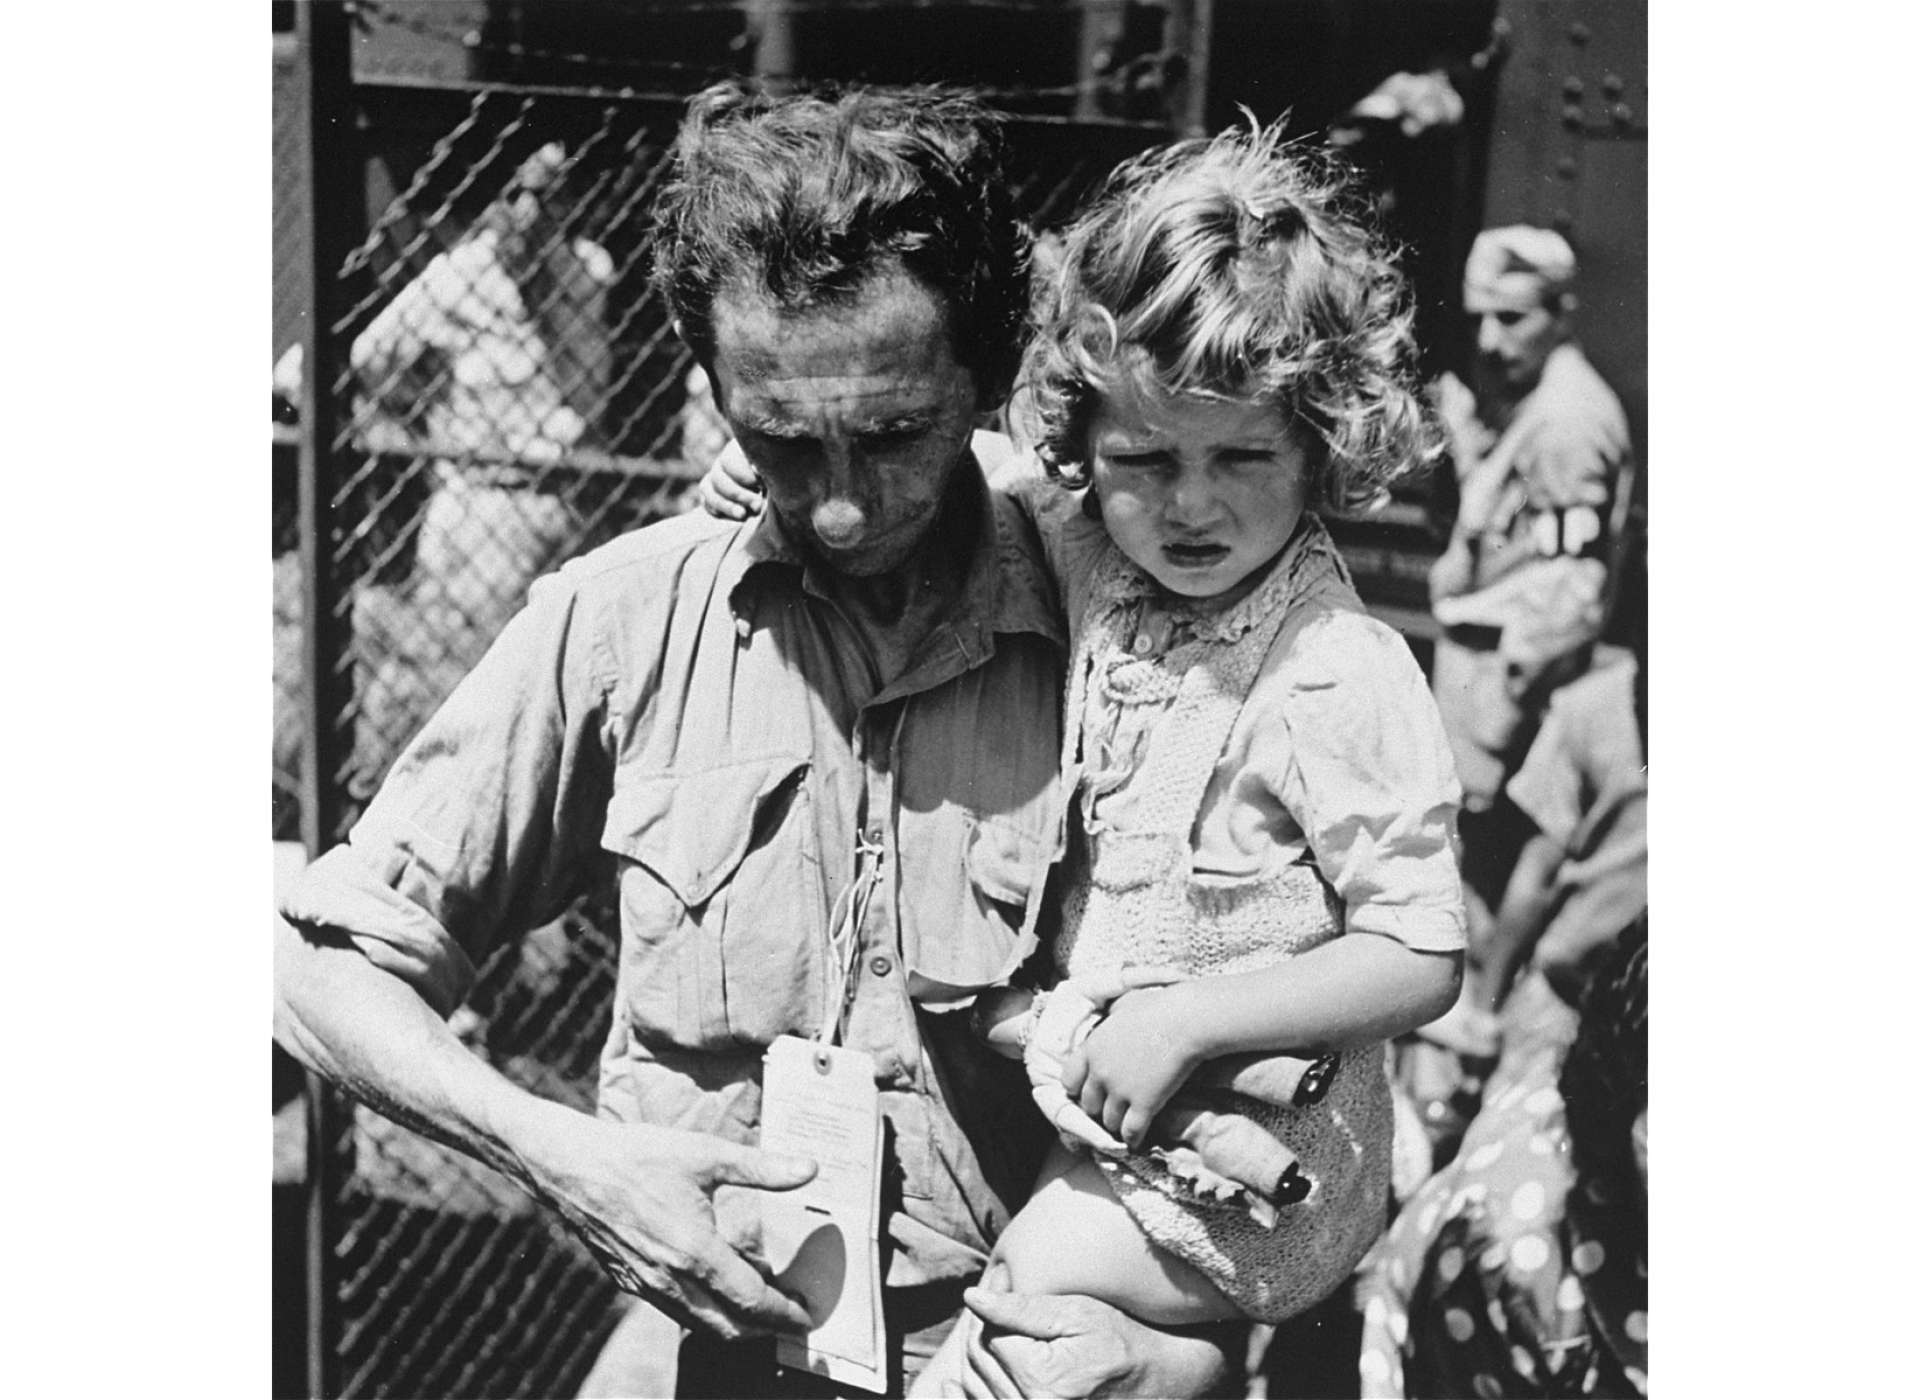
[264,3,1658,1396]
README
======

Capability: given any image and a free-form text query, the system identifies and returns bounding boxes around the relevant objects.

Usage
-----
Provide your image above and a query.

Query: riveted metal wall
[1472,0,1647,660]
[1478,0,1647,478]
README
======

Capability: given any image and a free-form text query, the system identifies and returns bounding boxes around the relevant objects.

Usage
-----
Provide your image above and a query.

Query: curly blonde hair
[1016,122,1440,512]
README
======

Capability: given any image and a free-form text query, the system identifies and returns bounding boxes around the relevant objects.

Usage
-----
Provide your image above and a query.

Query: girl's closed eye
[1215,447,1284,471]
[1103,450,1176,476]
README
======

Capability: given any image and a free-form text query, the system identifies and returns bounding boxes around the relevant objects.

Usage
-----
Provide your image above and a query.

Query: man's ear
[671,317,710,372]
[688,340,727,415]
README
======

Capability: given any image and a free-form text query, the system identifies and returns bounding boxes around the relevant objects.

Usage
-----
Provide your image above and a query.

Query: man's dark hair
[652,81,1027,404]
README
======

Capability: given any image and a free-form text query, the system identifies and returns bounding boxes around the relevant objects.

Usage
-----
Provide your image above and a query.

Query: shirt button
[1131,632,1154,656]
[869,955,893,977]
[865,824,885,846]
[734,616,751,641]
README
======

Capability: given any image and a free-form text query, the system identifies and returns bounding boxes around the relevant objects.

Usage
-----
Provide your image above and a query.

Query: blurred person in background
[1427,225,1633,822]
[275,81,1236,1400]
[339,140,627,795]
[1401,227,1636,1163]
[1355,918,1647,1398]
[271,142,645,811]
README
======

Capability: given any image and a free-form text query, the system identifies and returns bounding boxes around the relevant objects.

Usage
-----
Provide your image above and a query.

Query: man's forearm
[273,917,574,1188]
[276,919,819,1340]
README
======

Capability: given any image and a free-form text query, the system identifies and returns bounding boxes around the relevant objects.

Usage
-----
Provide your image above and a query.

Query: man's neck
[820,469,982,688]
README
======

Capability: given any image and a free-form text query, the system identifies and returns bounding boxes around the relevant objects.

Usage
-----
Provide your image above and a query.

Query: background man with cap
[1427,225,1634,813]
[1410,226,1636,1089]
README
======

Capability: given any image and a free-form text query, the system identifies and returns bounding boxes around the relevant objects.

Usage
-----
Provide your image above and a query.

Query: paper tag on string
[759,1034,887,1394]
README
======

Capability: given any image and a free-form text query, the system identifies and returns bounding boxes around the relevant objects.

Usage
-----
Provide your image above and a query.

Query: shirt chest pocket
[600,755,826,1049]
[900,812,1051,994]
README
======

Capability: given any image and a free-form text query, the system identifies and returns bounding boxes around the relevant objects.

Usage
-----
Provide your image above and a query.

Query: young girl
[704,123,1467,1389]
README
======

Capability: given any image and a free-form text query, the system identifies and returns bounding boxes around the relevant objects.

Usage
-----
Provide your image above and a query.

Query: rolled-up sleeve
[1275,609,1467,953]
[278,566,615,1015]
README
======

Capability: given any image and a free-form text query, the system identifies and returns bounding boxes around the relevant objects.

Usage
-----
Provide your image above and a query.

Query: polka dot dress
[1352,941,1646,1398]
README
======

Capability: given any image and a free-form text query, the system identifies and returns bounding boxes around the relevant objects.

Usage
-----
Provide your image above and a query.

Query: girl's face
[1087,383,1312,611]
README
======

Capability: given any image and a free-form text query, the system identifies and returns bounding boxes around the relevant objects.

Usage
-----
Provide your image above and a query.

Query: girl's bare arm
[1067,935,1461,1146]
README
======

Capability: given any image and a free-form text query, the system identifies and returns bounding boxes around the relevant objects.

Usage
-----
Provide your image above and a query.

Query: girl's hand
[698,440,767,521]
[1062,982,1205,1149]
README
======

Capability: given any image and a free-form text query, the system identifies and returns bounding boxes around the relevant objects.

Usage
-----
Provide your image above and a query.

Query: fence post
[296,2,363,1396]
[1165,0,1214,136]
[747,0,796,92]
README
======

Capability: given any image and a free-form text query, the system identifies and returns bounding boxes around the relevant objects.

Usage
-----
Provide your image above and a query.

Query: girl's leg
[998,1143,1240,1324]
[906,1142,1240,1397]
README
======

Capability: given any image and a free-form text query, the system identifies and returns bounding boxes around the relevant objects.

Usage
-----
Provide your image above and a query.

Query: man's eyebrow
[733,410,814,440]
[858,410,939,435]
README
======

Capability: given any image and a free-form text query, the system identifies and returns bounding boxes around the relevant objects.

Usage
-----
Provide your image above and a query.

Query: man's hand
[274,925,815,1343]
[955,1267,1236,1399]
[698,439,767,521]
[522,1110,818,1340]
[1064,982,1205,1149]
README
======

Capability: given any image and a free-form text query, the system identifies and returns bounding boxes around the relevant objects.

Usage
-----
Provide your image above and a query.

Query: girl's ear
[1297,420,1335,505]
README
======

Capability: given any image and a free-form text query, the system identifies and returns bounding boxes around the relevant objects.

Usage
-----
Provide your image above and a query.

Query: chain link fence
[279,81,717,1397]
[278,42,1171,1397]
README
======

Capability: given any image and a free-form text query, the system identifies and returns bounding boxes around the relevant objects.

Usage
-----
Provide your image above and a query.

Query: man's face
[707,267,981,577]
[1469,297,1564,403]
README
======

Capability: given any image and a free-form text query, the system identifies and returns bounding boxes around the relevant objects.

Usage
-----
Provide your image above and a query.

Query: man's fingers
[1120,1103,1154,1149]
[963,1325,1027,1399]
[964,1286,1074,1342]
[700,1142,818,1192]
[693,1245,815,1335]
[955,1280,1022,1398]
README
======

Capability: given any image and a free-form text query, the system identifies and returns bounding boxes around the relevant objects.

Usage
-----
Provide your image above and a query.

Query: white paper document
[759,1035,887,1394]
